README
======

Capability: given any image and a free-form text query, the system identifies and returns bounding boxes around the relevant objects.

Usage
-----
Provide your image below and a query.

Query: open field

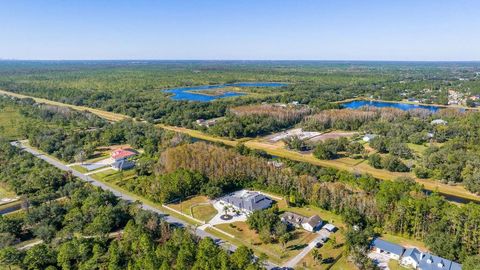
[167,195,218,222]
[307,131,357,143]
[215,221,318,265]
[2,89,479,203]
[0,105,24,140]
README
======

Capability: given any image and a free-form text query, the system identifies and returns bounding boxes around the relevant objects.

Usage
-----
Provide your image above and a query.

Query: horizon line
[1,59,480,63]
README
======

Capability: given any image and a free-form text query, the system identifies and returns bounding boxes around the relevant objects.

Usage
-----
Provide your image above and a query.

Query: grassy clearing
[90,169,137,186]
[381,233,428,251]
[167,196,218,222]
[0,184,16,200]
[215,221,318,265]
[407,143,428,156]
[0,105,24,140]
[192,204,218,222]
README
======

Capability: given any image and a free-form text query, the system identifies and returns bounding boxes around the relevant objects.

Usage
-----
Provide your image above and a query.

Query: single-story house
[220,190,272,214]
[401,248,462,270]
[111,149,136,170]
[431,119,448,125]
[280,212,323,232]
[363,134,377,142]
[371,238,405,260]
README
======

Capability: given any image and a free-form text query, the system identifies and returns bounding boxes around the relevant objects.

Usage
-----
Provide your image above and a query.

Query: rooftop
[371,238,405,256]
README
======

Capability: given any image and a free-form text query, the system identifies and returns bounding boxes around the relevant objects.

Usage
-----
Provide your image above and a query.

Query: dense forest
[0,140,265,270]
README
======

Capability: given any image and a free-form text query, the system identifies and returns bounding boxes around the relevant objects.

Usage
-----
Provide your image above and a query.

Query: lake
[342,100,441,112]
[164,82,287,102]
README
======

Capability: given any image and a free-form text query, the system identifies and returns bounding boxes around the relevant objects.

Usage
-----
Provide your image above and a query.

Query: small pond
[342,100,441,112]
[164,82,287,102]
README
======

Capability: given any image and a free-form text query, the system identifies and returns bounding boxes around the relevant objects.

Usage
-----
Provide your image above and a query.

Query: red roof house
[111,149,136,161]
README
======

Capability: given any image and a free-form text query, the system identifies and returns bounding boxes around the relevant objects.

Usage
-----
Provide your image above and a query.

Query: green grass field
[167,195,218,222]
[0,105,24,140]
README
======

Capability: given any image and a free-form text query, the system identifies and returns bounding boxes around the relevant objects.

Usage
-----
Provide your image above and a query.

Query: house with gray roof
[401,248,461,270]
[371,238,462,270]
[220,190,272,214]
[371,238,405,260]
[280,212,323,232]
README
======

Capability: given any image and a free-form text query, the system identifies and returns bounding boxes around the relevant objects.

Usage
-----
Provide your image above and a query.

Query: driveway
[368,251,391,270]
[79,157,114,171]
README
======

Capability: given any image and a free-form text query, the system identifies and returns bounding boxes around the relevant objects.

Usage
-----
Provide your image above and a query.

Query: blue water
[342,100,441,112]
[164,82,287,102]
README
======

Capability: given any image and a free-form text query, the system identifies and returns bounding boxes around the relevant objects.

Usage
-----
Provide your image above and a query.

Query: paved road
[11,141,277,269]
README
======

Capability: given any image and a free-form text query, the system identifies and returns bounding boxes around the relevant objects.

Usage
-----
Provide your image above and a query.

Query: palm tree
[312,249,323,265]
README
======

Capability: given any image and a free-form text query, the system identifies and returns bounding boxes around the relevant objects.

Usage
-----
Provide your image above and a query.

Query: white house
[401,248,462,270]
[280,212,323,232]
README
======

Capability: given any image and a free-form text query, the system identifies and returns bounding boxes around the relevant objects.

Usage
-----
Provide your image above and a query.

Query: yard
[90,168,137,187]
[214,221,318,265]
[297,233,347,270]
[167,195,218,222]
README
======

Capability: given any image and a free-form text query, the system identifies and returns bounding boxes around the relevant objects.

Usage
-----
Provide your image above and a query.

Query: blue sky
[1,0,479,61]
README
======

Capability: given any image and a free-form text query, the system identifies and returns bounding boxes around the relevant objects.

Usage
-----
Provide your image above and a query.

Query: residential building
[196,118,219,127]
[111,149,136,170]
[220,190,272,213]
[401,248,462,270]
[371,238,462,270]
[280,212,323,232]
[371,238,405,260]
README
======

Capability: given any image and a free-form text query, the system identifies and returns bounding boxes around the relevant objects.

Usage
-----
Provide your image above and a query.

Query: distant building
[280,212,323,232]
[431,119,447,125]
[363,134,377,142]
[220,190,273,213]
[196,118,219,128]
[111,149,136,170]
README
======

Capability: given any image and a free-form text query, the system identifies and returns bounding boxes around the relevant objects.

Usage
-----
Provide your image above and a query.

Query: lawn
[381,233,428,251]
[167,195,218,222]
[70,164,89,173]
[214,221,318,265]
[0,184,16,200]
[388,260,410,270]
[297,233,346,270]
[330,255,358,270]
[90,169,137,186]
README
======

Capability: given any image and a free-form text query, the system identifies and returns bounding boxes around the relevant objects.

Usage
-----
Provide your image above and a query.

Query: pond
[342,100,441,112]
[164,82,287,102]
